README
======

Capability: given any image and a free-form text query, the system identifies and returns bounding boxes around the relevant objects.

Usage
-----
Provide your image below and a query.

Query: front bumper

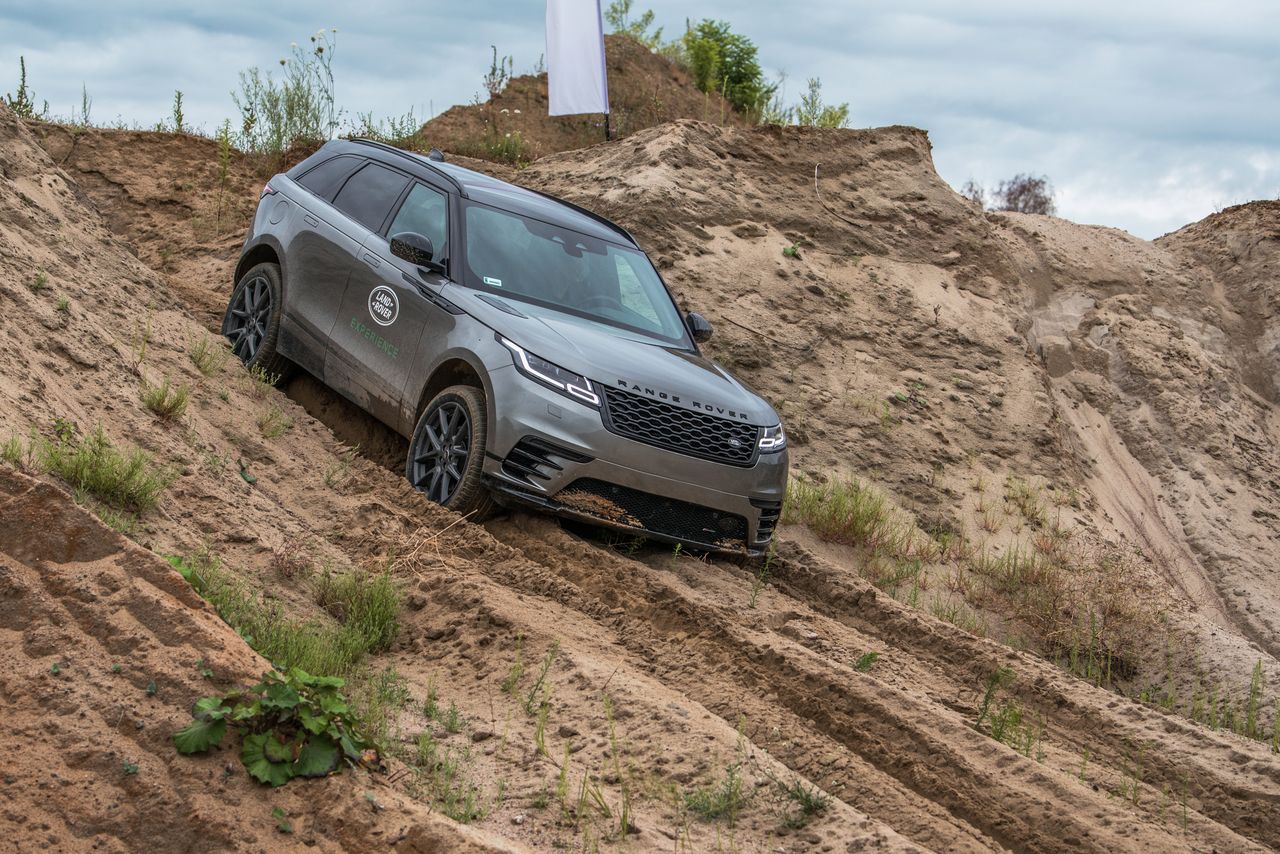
[482,365,788,554]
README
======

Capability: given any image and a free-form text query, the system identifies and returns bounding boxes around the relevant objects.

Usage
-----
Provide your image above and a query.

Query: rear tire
[406,385,495,519]
[222,262,293,381]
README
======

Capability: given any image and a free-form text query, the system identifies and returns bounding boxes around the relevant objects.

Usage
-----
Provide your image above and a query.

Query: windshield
[461,202,691,347]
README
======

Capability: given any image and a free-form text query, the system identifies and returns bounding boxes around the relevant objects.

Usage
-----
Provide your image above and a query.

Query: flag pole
[604,112,610,142]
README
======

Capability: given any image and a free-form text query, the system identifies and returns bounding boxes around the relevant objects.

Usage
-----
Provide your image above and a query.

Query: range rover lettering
[223,139,788,554]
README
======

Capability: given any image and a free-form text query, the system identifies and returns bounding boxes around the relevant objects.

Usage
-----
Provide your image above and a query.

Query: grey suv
[223,139,787,553]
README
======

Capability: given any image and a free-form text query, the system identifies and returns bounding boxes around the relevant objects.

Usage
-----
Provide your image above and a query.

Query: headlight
[499,337,600,407]
[758,424,786,452]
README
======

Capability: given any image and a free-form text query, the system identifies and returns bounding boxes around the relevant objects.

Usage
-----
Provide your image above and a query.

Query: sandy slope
[4,100,1280,854]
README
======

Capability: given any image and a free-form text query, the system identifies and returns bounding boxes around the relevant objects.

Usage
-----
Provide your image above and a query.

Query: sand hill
[3,90,1279,854]
[417,34,748,164]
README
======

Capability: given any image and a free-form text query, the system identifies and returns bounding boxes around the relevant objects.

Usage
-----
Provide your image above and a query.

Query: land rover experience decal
[350,316,399,359]
[368,285,399,326]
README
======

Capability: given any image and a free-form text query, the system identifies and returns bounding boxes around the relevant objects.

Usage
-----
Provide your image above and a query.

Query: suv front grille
[601,387,758,466]
[554,478,747,547]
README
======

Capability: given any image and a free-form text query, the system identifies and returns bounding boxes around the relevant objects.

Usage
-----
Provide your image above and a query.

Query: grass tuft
[188,334,230,376]
[28,424,175,512]
[684,764,745,824]
[783,475,929,560]
[141,377,190,421]
[257,404,293,438]
[313,566,401,653]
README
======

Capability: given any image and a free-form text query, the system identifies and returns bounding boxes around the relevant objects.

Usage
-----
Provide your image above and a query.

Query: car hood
[446,287,780,426]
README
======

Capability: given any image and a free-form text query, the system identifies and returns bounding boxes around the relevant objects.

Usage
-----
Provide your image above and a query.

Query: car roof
[330,138,637,248]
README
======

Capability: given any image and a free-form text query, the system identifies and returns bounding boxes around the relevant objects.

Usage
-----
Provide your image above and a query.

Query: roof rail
[524,187,637,245]
[349,138,465,196]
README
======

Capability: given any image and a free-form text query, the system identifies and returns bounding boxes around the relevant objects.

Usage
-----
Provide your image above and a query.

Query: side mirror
[686,312,713,343]
[390,232,441,271]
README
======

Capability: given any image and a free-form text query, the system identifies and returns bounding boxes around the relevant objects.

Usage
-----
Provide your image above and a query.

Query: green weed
[170,551,372,677]
[257,404,293,438]
[28,271,48,294]
[684,764,744,825]
[141,377,190,420]
[351,665,410,750]
[441,701,464,734]
[783,475,928,561]
[245,364,280,398]
[749,545,773,608]
[323,445,359,489]
[852,651,879,673]
[173,667,370,787]
[772,774,830,828]
[189,334,230,376]
[523,640,560,715]
[604,694,632,838]
[313,566,400,653]
[501,633,525,697]
[29,425,175,512]
[0,435,23,467]
[5,56,49,119]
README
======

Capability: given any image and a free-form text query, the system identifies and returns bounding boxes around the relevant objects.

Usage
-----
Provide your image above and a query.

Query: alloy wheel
[410,401,471,504]
[225,274,272,362]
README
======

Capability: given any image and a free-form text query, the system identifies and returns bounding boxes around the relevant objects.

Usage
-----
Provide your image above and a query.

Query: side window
[331,163,410,232]
[296,155,362,201]
[387,184,449,263]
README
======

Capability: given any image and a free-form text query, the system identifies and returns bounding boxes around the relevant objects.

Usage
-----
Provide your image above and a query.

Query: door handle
[303,214,319,227]
[362,252,381,269]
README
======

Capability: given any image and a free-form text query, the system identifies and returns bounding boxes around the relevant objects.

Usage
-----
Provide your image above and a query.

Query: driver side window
[388,183,449,266]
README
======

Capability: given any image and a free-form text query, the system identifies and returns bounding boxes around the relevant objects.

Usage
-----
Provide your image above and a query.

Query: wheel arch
[233,237,285,290]
[407,353,494,437]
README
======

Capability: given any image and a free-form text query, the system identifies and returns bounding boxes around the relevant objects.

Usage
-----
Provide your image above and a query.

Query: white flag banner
[545,0,610,116]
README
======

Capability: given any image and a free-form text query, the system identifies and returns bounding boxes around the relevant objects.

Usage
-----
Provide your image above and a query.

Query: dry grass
[782,475,933,561]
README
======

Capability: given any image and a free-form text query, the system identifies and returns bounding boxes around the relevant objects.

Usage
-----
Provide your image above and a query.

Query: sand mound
[7,101,1280,852]
[419,35,747,162]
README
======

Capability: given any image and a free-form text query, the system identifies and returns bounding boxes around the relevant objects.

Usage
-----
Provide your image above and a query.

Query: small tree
[993,174,1056,215]
[483,45,513,98]
[4,57,48,120]
[682,19,775,117]
[960,179,986,208]
[605,0,664,48]
[793,78,849,129]
[232,29,341,157]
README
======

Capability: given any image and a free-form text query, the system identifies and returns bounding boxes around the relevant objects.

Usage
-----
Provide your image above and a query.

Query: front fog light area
[758,424,786,452]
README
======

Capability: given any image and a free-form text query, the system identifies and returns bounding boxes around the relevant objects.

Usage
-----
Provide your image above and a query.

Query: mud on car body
[223,139,788,554]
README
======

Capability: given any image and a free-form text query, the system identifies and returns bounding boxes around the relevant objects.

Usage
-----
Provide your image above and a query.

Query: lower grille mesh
[554,478,747,547]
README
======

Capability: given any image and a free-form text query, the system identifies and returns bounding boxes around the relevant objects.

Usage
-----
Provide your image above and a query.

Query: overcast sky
[3,1,1277,238]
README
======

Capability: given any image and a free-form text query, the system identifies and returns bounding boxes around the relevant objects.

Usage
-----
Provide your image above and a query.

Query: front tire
[222,262,292,380]
[407,385,495,519]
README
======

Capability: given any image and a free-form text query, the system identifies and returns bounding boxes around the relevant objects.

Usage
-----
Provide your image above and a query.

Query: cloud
[2,1,1277,237]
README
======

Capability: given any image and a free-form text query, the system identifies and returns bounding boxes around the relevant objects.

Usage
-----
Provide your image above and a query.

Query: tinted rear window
[296,155,362,201]
[332,163,410,232]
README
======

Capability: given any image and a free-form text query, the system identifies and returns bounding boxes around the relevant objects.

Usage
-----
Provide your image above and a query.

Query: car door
[278,153,365,376]
[326,178,454,430]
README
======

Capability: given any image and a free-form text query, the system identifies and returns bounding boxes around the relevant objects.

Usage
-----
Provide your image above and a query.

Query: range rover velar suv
[223,138,787,554]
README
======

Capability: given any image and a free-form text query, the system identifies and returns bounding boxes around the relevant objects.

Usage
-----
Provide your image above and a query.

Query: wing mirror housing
[390,232,444,273]
[686,312,713,343]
